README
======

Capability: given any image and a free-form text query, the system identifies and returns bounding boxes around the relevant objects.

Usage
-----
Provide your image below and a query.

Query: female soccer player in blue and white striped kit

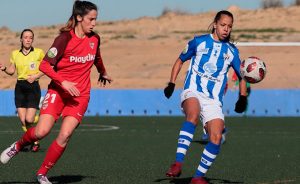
[164,10,248,184]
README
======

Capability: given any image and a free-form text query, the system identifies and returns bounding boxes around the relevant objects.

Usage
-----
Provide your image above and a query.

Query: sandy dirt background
[0,6,300,90]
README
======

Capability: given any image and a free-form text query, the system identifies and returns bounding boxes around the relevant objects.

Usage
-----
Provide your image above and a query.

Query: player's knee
[209,133,222,145]
[25,117,34,123]
[19,118,26,125]
[25,120,34,128]
[57,131,72,144]
[186,114,199,125]
[35,127,50,139]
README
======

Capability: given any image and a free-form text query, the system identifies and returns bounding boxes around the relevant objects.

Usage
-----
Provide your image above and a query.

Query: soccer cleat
[31,142,40,152]
[37,174,52,184]
[0,142,19,164]
[190,177,208,184]
[166,162,182,177]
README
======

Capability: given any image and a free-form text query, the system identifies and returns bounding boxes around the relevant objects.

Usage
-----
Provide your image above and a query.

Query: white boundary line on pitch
[0,124,120,134]
[237,42,300,46]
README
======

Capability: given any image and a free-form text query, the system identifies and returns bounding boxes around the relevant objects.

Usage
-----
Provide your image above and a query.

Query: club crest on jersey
[29,62,36,70]
[89,42,95,49]
[47,47,57,58]
[223,53,230,60]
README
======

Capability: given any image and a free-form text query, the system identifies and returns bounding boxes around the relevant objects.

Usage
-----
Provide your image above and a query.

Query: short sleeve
[9,51,15,64]
[179,38,197,62]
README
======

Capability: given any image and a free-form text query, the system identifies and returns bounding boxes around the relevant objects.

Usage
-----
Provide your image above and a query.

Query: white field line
[0,124,120,134]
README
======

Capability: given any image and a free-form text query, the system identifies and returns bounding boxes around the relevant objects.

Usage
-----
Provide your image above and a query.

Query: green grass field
[0,117,299,184]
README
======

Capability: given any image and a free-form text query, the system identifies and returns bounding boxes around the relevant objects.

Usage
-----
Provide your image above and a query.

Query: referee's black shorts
[15,80,41,109]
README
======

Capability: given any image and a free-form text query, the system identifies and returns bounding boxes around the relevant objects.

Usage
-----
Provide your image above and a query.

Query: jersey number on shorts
[44,93,57,104]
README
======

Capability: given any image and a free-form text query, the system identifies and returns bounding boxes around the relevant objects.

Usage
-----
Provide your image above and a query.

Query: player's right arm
[164,58,183,99]
[169,58,184,84]
[0,51,17,75]
[0,63,15,76]
[164,38,197,99]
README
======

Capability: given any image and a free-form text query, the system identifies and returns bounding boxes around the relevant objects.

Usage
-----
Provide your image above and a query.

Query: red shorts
[40,89,90,122]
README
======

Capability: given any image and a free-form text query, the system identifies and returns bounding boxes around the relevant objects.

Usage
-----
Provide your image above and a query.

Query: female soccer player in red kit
[0,1,112,183]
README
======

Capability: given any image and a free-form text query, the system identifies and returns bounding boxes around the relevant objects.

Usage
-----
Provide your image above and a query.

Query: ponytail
[60,0,97,33]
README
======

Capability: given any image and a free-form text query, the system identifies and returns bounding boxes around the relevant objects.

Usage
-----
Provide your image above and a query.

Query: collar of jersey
[19,47,34,56]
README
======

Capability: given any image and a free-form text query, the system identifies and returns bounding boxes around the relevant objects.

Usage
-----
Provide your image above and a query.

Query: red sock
[16,127,38,151]
[37,140,66,175]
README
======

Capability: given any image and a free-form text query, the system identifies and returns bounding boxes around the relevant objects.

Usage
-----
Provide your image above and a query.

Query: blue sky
[0,0,295,31]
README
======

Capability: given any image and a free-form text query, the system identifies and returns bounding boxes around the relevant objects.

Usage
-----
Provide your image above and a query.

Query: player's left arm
[231,50,248,113]
[94,35,112,86]
[27,72,44,83]
[239,79,247,96]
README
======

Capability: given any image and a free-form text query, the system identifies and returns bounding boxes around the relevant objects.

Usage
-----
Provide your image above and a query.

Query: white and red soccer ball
[240,56,267,83]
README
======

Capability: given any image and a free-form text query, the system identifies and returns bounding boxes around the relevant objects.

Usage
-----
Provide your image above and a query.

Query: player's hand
[0,63,6,71]
[27,75,36,83]
[98,74,112,87]
[234,95,248,113]
[61,80,80,96]
[164,82,175,99]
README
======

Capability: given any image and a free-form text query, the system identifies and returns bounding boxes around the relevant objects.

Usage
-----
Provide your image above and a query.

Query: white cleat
[0,142,19,164]
[37,174,52,184]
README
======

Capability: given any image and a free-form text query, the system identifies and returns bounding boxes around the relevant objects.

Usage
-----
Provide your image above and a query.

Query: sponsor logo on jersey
[47,47,58,58]
[193,66,220,83]
[70,54,95,63]
[198,48,209,54]
[203,62,217,74]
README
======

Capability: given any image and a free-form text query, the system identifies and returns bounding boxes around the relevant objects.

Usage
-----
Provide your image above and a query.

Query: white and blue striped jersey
[179,34,241,103]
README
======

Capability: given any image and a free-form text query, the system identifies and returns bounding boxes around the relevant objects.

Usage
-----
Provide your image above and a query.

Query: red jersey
[40,30,106,97]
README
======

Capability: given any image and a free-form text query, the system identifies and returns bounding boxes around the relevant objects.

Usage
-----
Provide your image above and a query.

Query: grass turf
[0,117,299,184]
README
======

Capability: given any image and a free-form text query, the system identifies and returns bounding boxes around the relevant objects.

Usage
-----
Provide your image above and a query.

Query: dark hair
[20,29,34,49]
[60,0,98,33]
[20,29,34,39]
[208,10,234,42]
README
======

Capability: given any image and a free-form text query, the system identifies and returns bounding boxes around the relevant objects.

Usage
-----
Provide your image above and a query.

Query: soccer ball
[240,56,267,83]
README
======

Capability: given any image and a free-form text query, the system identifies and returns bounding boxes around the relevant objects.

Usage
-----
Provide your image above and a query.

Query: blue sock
[195,142,220,177]
[175,121,196,163]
